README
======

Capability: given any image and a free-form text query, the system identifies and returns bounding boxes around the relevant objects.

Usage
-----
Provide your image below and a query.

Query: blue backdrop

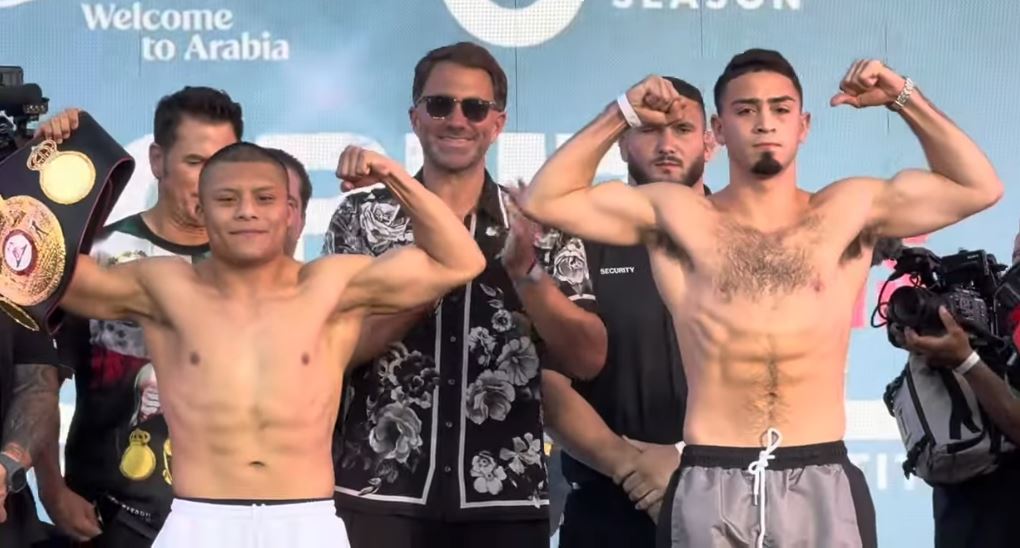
[3,1,1018,545]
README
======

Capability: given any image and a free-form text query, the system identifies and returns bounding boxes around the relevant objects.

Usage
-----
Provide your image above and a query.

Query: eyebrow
[730,96,797,107]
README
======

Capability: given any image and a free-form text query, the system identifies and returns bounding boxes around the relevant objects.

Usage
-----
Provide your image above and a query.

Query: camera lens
[888,286,925,327]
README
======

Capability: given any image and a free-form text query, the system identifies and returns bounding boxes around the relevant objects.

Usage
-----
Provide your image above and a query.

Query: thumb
[829,93,859,108]
[938,306,963,332]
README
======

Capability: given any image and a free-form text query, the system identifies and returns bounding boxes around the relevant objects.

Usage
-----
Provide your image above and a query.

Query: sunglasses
[416,95,501,122]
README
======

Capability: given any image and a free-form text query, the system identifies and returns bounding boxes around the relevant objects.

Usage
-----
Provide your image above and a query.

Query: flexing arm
[520,76,698,245]
[831,60,1003,238]
[316,147,485,315]
[60,255,157,321]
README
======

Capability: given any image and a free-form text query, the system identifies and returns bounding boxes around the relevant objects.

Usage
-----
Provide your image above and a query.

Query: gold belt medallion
[28,139,96,206]
[0,195,66,330]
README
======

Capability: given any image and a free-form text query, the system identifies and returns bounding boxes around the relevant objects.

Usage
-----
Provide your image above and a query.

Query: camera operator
[901,307,1020,548]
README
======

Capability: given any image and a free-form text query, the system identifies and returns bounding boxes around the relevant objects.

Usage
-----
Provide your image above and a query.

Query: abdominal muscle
[672,288,855,448]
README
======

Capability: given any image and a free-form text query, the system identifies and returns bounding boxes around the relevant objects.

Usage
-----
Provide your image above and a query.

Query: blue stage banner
[4,1,1019,545]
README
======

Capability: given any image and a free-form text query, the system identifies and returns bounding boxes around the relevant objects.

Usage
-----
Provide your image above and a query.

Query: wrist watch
[0,452,27,493]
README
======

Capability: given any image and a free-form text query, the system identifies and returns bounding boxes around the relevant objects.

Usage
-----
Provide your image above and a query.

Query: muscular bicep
[529,182,658,246]
[335,247,456,316]
[61,255,155,321]
[869,170,994,238]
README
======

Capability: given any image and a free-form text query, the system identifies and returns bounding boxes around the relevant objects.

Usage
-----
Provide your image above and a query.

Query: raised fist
[336,146,400,191]
[622,75,697,127]
[830,59,908,109]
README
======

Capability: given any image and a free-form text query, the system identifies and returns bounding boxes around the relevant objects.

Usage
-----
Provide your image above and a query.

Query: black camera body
[0,66,48,162]
[882,247,1006,345]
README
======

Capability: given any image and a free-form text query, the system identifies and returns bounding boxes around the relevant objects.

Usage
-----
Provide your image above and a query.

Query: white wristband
[954,350,980,376]
[674,441,686,456]
[616,94,642,128]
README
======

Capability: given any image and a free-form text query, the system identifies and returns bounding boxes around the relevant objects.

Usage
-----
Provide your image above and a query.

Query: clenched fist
[336,146,401,191]
[621,75,698,127]
[830,59,909,109]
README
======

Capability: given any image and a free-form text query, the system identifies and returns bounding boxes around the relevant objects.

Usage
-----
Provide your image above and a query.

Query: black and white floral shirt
[324,172,595,521]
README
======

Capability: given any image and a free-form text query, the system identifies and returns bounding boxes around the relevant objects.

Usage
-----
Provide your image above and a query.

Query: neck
[422,161,486,218]
[205,254,294,298]
[142,202,207,246]
[720,161,804,227]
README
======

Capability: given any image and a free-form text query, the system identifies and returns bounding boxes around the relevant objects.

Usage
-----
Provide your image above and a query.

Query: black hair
[264,148,312,217]
[198,142,287,193]
[153,86,243,149]
[413,42,508,110]
[713,49,802,113]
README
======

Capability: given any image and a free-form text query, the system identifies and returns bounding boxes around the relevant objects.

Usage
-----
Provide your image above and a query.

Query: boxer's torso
[135,257,362,500]
[647,179,877,447]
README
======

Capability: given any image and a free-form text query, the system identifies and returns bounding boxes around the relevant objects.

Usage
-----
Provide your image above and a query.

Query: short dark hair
[713,49,803,113]
[265,148,312,217]
[153,86,244,149]
[198,142,286,193]
[412,42,508,110]
[663,76,706,121]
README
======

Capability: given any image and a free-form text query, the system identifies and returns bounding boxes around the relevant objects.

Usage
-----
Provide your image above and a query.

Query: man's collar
[413,169,506,225]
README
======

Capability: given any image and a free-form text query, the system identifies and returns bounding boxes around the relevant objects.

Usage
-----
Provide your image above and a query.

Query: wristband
[616,94,642,128]
[954,350,980,376]
[674,441,686,456]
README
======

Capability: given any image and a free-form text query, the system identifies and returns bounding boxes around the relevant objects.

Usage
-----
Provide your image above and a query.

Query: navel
[301,352,310,366]
[189,352,201,366]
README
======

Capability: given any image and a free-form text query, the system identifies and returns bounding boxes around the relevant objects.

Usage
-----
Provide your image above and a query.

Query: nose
[656,129,681,155]
[753,111,775,134]
[235,195,258,220]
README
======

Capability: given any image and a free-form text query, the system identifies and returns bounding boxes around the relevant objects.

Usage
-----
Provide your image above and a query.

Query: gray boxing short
[657,431,877,548]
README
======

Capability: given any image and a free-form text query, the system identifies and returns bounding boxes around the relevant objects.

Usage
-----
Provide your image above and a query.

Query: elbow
[453,246,487,286]
[517,186,551,225]
[970,177,1004,213]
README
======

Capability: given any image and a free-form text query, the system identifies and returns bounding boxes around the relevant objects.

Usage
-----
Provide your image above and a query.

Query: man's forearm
[522,103,627,220]
[382,171,483,274]
[516,276,606,379]
[33,420,65,498]
[898,88,1003,204]
[541,371,635,479]
[964,362,1020,444]
[2,364,60,467]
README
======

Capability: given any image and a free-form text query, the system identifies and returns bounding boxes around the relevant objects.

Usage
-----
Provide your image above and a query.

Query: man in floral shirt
[323,42,607,548]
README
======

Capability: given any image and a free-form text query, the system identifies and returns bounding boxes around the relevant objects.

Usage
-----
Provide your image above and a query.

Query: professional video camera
[0,66,49,162]
[874,247,1008,348]
[878,247,1020,485]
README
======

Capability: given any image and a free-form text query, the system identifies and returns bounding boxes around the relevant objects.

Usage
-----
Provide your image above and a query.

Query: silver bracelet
[889,77,914,112]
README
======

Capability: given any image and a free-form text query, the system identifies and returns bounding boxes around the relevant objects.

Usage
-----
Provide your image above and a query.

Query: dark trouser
[72,495,162,548]
[338,507,548,548]
[933,459,1020,548]
[559,478,656,548]
[657,440,877,548]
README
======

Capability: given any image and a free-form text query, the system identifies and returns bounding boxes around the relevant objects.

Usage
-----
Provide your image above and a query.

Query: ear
[799,111,811,144]
[710,114,725,146]
[703,131,719,163]
[408,106,419,133]
[488,109,508,143]
[149,143,165,180]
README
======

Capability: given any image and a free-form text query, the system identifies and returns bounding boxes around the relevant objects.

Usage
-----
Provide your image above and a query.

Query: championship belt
[0,112,134,334]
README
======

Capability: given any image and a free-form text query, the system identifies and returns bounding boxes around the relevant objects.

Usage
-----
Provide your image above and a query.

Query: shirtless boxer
[38,140,485,547]
[521,49,1003,547]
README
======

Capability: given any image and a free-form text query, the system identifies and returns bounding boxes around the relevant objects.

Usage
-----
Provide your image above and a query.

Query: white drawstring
[746,428,783,548]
